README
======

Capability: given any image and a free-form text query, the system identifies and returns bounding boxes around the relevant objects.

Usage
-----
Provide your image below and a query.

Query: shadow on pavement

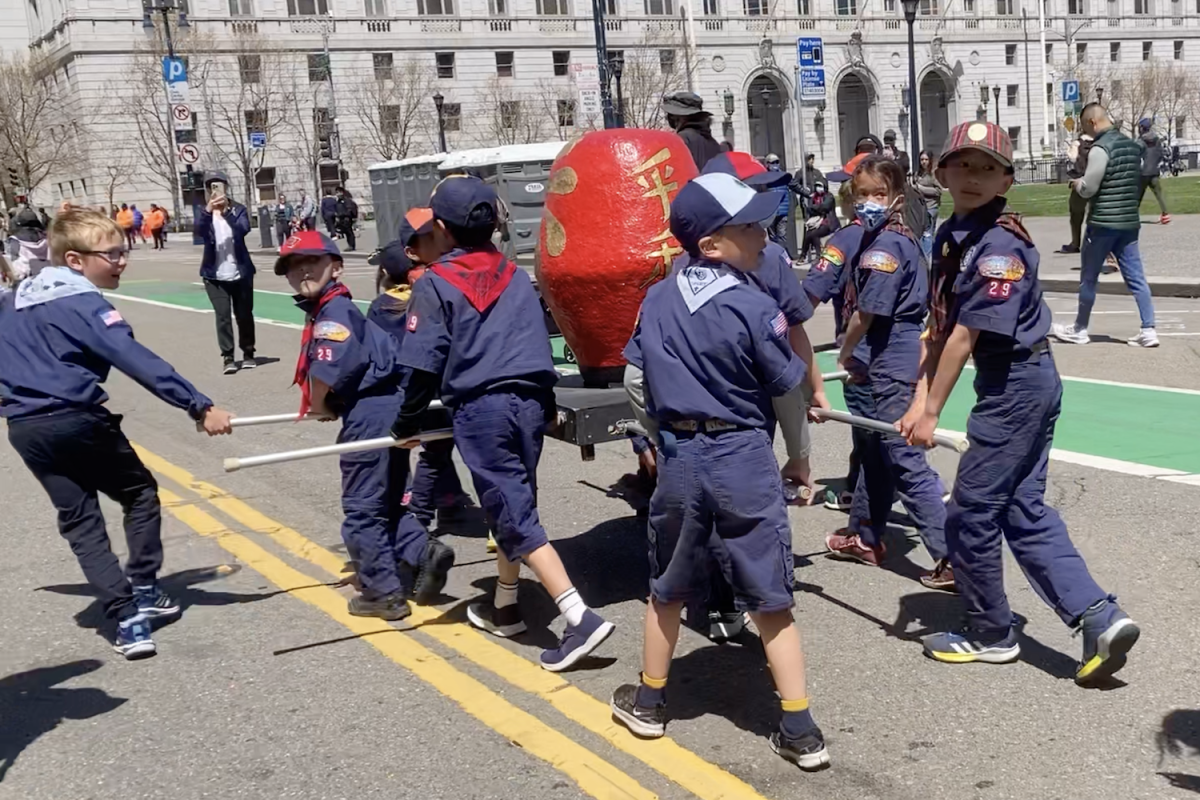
[553,515,650,611]
[1158,708,1200,792]
[663,640,778,738]
[0,659,126,782]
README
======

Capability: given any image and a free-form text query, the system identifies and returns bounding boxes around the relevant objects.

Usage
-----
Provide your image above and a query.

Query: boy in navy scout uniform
[899,122,1140,683]
[0,208,235,660]
[611,172,830,771]
[277,230,454,622]
[390,176,615,672]
[367,208,470,537]
[825,157,951,589]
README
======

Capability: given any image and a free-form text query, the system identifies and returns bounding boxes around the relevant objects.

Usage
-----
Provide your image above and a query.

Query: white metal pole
[810,408,969,452]
[1039,0,1051,155]
[224,429,455,472]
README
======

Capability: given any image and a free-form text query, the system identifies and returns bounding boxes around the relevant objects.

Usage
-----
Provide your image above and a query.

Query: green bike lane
[107,280,1200,480]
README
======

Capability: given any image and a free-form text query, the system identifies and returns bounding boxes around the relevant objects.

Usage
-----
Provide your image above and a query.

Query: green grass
[937,174,1200,217]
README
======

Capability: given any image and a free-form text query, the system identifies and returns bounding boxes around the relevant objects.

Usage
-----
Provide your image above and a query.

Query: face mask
[854,200,889,231]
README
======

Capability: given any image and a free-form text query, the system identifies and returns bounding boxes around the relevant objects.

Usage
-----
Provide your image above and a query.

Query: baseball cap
[670,173,779,255]
[274,230,342,275]
[702,151,790,187]
[938,121,1014,169]
[429,175,498,229]
[883,129,897,142]
[826,152,872,183]
[371,240,414,283]
[398,206,434,246]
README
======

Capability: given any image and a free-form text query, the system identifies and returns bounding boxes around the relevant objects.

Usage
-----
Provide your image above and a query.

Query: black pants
[151,228,165,250]
[800,221,835,261]
[1068,190,1088,249]
[1138,175,1168,215]
[275,221,291,248]
[323,215,337,237]
[8,409,163,621]
[203,276,256,362]
[338,221,356,251]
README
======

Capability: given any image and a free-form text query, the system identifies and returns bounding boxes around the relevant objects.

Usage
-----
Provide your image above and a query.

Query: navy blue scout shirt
[0,288,212,420]
[802,222,865,305]
[933,209,1051,364]
[366,289,410,343]
[398,248,557,407]
[300,289,401,402]
[674,241,813,326]
[625,262,806,429]
[852,229,928,383]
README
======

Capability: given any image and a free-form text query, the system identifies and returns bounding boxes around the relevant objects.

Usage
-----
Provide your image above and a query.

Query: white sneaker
[1051,323,1090,345]
[1127,328,1160,348]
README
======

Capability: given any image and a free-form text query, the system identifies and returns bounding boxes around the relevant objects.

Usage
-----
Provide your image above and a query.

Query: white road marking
[107,292,302,330]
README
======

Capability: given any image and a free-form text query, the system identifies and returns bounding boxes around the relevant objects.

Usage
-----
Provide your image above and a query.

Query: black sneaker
[240,354,257,370]
[1074,599,1140,685]
[223,359,238,375]
[133,584,181,620]
[113,613,156,660]
[770,728,831,771]
[610,683,666,738]
[708,611,746,643]
[348,591,412,621]
[413,538,455,604]
[466,601,527,637]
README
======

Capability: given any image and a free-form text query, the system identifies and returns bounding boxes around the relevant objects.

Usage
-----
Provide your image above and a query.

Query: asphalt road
[2,247,1199,800]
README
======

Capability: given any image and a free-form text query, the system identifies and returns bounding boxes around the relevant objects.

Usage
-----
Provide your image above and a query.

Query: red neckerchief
[293,282,352,417]
[429,246,516,312]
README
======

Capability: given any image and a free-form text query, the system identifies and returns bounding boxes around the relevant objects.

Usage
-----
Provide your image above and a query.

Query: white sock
[494,580,518,609]
[554,587,587,627]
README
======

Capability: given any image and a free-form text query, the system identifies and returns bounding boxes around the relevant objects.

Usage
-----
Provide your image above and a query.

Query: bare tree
[0,54,90,197]
[477,78,550,146]
[533,79,600,140]
[103,151,138,212]
[278,59,328,199]
[345,57,436,164]
[611,31,693,129]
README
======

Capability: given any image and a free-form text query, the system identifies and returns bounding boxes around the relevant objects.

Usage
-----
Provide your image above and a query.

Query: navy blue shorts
[649,428,794,613]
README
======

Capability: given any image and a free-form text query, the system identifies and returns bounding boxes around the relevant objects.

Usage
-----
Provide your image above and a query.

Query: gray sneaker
[1127,328,1160,348]
[1051,323,1090,345]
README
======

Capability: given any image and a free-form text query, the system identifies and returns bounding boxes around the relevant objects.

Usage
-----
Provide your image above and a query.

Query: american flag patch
[101,310,124,327]
[771,311,788,339]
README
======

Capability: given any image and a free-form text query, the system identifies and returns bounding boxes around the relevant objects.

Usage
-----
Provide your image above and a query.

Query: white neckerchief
[675,262,741,314]
[14,265,100,309]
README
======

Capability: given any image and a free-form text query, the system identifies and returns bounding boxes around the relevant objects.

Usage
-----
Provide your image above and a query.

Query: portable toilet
[367,153,446,247]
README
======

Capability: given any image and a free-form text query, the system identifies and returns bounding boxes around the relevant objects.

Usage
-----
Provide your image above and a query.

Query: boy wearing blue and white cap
[610,172,830,771]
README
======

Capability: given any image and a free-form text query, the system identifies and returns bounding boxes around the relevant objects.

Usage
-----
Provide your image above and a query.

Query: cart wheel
[563,344,576,364]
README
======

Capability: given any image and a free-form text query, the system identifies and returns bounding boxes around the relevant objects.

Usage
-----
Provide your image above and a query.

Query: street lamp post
[1096,87,1104,106]
[432,92,448,153]
[901,0,921,158]
[760,87,773,158]
[609,53,625,128]
[722,88,735,145]
[142,0,188,235]
[993,85,1002,129]
[980,84,990,123]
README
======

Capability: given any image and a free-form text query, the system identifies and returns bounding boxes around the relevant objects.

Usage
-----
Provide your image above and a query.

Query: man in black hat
[882,129,911,175]
[661,91,722,171]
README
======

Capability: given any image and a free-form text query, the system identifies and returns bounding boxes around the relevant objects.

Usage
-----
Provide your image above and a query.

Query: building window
[552,50,570,76]
[245,109,268,137]
[796,0,809,12]
[1005,44,1017,65]
[1176,115,1186,138]
[443,102,461,132]
[496,51,514,77]
[1007,126,1021,151]
[605,0,618,12]
[1076,42,1087,63]
[255,167,277,203]
[373,52,393,80]
[884,0,895,10]
[1110,41,1120,61]
[436,52,455,79]
[308,53,329,82]
[380,105,400,136]
[1045,81,1053,104]
[538,0,569,13]
[228,0,253,15]
[835,0,856,13]
[659,49,676,74]
[1108,0,1118,14]
[1134,0,1150,10]
[557,99,575,127]
[1143,41,1152,60]
[286,0,327,14]
[919,0,937,12]
[1007,84,1018,106]
[996,0,1013,14]
[1068,0,1084,11]
[238,54,261,84]
[746,0,769,13]
[489,0,508,12]
[1045,42,1053,63]
[963,0,975,11]
[364,0,387,14]
[1175,40,1184,59]
[500,100,520,128]
[417,0,453,13]
[645,0,674,12]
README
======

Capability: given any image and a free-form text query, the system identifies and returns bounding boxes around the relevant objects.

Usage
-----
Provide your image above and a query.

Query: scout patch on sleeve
[770,311,788,339]
[976,254,1026,281]
[860,249,900,273]
[820,244,845,267]
[314,320,352,341]
[101,309,124,327]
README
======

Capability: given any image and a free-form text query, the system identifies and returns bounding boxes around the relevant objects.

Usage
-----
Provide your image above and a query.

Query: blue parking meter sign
[797,37,824,67]
[1062,80,1080,103]
[162,56,187,84]
[799,68,826,102]
[249,132,267,149]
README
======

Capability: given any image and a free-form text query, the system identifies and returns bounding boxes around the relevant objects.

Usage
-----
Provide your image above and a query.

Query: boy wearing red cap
[277,230,454,620]
[898,122,1139,683]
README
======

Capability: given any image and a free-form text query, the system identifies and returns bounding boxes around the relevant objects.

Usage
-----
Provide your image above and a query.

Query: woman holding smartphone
[195,172,257,374]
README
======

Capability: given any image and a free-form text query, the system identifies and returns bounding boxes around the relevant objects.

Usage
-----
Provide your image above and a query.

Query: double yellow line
[135,444,773,800]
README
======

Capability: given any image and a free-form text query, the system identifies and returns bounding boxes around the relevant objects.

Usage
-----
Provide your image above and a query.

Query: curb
[1040,274,1200,299]
[252,248,373,262]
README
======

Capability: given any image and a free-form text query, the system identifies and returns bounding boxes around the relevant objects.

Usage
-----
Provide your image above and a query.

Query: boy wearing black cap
[391,176,614,671]
[898,122,1139,683]
[276,230,453,620]
[611,172,829,770]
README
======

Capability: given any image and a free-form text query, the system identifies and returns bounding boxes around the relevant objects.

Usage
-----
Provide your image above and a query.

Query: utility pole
[590,0,617,128]
[143,0,187,232]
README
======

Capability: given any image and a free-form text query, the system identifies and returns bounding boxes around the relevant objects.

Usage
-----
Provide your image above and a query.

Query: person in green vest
[1052,103,1159,349]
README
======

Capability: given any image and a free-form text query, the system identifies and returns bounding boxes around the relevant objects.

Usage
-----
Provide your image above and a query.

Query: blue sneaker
[113,613,156,660]
[923,627,1020,664]
[540,610,614,672]
[133,584,181,619]
[1075,599,1140,685]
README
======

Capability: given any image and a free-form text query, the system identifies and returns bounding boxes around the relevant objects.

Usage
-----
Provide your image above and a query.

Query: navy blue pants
[650,429,794,614]
[339,394,428,599]
[845,377,947,560]
[949,353,1107,632]
[407,438,463,529]
[452,391,552,561]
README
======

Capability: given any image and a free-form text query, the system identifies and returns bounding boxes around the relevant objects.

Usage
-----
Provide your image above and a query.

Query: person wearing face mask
[824,156,951,591]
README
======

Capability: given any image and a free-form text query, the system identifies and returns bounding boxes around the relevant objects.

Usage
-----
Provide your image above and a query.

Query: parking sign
[797,37,824,67]
[1062,80,1080,103]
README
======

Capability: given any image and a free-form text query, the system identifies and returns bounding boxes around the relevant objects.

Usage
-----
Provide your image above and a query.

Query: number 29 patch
[986,280,1012,299]
[315,345,335,361]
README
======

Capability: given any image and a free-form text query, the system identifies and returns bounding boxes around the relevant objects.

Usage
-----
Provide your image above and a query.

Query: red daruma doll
[537,129,698,385]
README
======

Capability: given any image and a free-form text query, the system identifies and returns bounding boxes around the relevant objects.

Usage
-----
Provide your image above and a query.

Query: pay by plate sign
[800,68,826,102]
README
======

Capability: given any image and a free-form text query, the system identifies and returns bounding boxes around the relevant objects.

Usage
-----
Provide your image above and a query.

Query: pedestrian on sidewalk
[116,204,135,249]
[1058,134,1093,254]
[273,193,295,249]
[1136,119,1170,225]
[1052,103,1159,348]
[913,149,942,260]
[196,171,258,373]
[334,187,358,251]
[297,188,317,231]
[321,189,338,238]
[147,204,167,250]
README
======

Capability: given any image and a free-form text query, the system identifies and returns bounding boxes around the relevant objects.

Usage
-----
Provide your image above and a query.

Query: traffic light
[6,167,18,188]
[319,139,332,160]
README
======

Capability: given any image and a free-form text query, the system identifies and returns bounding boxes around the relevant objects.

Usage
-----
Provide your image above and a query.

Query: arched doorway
[920,72,951,157]
[836,73,873,163]
[748,75,787,166]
